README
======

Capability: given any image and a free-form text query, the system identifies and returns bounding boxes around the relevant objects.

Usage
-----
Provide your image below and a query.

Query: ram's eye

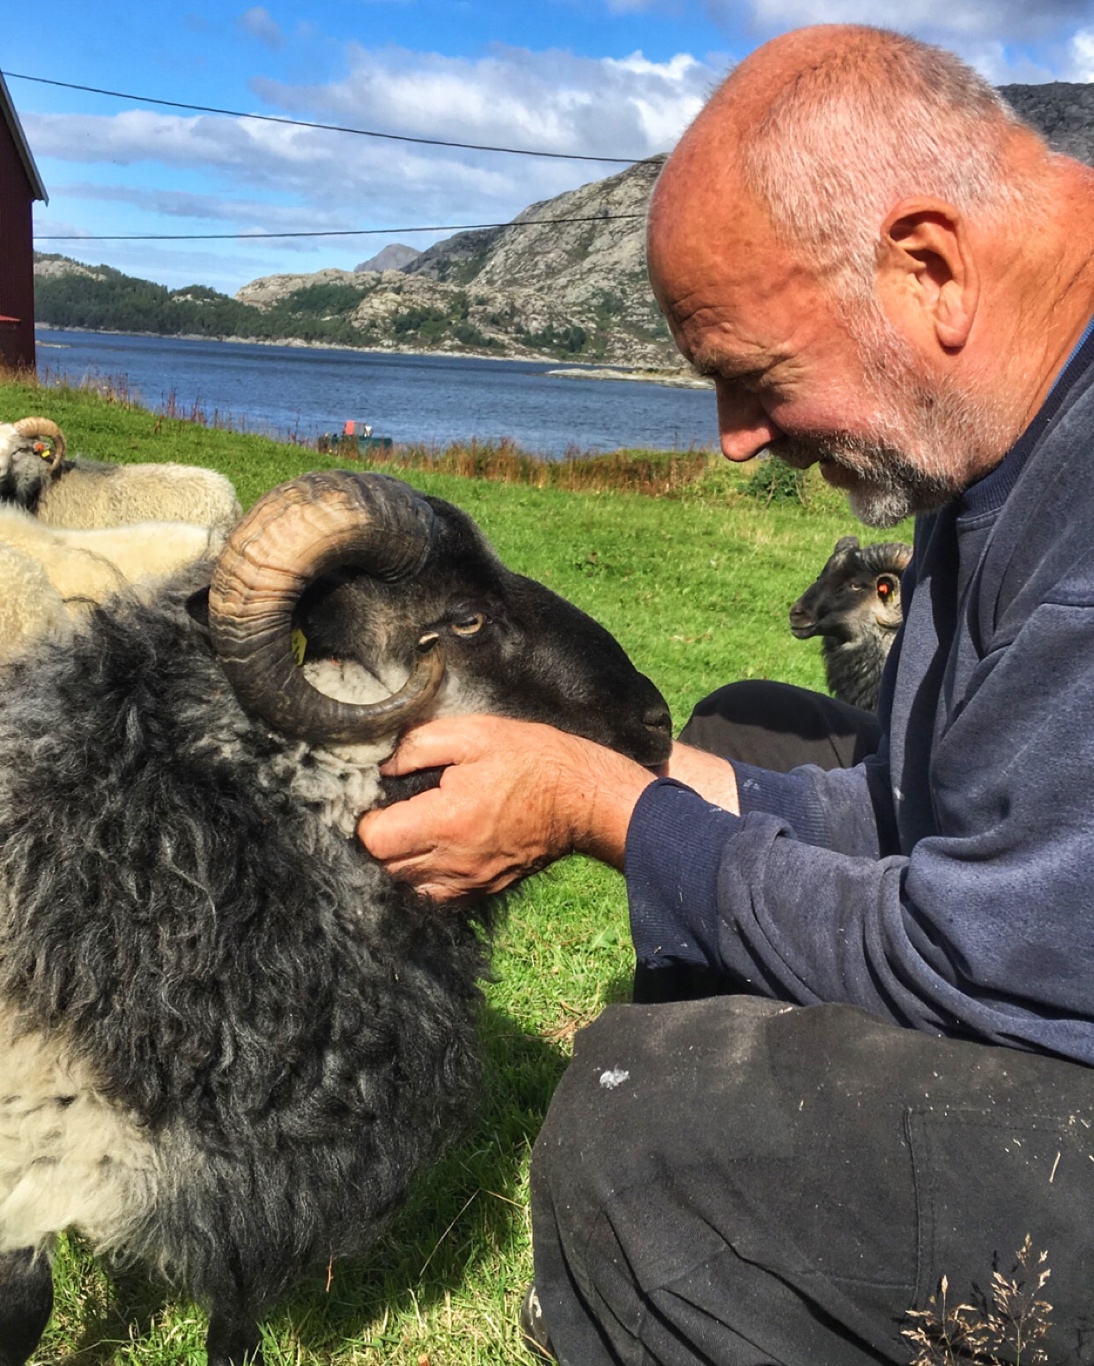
[450,612,487,637]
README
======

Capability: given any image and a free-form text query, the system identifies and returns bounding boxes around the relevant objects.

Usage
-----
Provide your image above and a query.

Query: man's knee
[532,1000,1094,1365]
[531,999,921,1364]
[680,678,881,771]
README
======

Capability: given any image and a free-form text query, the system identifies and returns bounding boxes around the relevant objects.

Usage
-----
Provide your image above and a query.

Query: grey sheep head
[0,417,66,509]
[789,535,912,647]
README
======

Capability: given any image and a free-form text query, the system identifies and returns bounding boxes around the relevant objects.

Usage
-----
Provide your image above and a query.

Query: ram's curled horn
[209,470,446,744]
[12,416,66,471]
[887,542,914,574]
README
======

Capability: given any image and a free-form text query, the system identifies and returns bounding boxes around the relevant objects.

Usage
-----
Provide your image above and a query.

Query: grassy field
[0,373,909,1364]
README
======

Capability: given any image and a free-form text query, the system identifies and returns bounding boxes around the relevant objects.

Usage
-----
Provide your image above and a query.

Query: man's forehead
[650,124,743,229]
[648,194,796,315]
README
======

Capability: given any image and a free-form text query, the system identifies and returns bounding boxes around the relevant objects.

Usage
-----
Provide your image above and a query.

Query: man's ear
[876,198,979,351]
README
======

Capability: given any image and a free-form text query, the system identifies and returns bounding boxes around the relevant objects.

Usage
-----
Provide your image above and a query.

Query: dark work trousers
[530,682,1094,1363]
[530,997,1094,1365]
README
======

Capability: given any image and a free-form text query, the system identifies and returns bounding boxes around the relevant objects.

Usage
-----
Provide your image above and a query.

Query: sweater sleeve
[625,600,1094,1061]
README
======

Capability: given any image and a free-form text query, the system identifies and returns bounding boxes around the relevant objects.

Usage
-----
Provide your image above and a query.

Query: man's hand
[357,715,659,903]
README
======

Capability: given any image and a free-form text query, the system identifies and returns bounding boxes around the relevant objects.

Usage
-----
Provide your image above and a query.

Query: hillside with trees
[33,257,365,348]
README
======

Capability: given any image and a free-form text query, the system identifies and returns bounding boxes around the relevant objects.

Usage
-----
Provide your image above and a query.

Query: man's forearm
[659,742,740,813]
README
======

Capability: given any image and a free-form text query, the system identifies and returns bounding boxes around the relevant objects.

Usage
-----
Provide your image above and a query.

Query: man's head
[647,25,1070,526]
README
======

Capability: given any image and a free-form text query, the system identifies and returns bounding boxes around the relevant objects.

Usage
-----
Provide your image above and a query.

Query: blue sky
[3,0,1093,296]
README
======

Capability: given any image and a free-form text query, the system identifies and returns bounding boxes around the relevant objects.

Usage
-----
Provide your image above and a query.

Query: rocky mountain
[233,155,676,366]
[35,83,1093,366]
[354,243,421,273]
[230,81,1094,367]
[999,83,1094,164]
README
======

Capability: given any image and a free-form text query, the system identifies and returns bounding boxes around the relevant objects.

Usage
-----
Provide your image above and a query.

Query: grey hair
[736,27,1049,302]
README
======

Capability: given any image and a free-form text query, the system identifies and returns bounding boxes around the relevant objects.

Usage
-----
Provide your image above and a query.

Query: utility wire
[3,69,651,165]
[34,213,646,243]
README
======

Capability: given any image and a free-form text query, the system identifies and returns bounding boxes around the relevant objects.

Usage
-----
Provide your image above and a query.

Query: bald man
[360,25,1094,1364]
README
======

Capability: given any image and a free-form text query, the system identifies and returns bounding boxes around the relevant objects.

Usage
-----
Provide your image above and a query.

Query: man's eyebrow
[689,354,768,383]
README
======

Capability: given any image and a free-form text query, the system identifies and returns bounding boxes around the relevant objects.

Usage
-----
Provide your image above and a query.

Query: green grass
[0,372,910,1364]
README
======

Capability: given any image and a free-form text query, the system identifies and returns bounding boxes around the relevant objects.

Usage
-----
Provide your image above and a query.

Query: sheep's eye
[450,612,487,637]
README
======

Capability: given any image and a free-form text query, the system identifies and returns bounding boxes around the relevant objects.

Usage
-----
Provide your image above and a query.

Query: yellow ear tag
[290,628,307,666]
[34,442,50,461]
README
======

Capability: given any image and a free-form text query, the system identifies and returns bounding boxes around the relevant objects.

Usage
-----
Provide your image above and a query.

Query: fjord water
[35,330,717,458]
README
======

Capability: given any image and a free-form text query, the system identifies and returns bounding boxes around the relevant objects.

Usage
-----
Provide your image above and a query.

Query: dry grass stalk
[327,435,716,497]
[903,1236,1052,1366]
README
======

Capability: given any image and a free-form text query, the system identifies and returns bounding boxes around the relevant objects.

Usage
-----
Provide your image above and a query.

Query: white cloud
[1067,27,1094,79]
[47,181,358,233]
[256,42,714,159]
[716,0,1094,43]
[27,41,713,199]
[697,0,1094,82]
[24,38,711,289]
[19,36,699,289]
[238,6,283,48]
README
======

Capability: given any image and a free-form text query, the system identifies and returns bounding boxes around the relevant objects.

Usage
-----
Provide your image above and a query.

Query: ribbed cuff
[624,778,742,969]
[732,761,829,846]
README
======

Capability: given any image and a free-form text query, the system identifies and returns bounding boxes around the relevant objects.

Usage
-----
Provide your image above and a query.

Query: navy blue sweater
[626,328,1094,1063]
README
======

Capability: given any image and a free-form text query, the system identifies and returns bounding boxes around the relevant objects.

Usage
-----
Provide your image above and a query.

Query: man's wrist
[565,738,659,870]
[663,742,740,813]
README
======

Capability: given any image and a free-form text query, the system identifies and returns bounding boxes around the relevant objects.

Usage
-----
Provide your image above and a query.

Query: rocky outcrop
[354,243,421,273]
[234,155,680,366]
[1000,84,1094,164]
[33,254,109,282]
[233,268,363,310]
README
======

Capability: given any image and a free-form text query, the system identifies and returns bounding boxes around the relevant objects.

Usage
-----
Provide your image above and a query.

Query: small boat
[318,419,394,457]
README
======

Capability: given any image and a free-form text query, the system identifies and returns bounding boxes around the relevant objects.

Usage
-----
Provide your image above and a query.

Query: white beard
[772,302,1021,528]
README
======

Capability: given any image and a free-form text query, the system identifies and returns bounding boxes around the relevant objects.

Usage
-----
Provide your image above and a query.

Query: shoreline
[34,325,699,387]
[545,366,710,391]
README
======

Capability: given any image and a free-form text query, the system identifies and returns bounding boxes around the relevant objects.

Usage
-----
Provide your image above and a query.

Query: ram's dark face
[296,496,673,768]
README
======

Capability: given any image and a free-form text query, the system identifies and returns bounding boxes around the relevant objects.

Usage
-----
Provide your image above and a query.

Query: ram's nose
[644,701,671,730]
[643,703,673,746]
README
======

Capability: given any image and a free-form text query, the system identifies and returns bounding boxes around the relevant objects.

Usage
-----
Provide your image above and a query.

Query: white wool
[0,1005,162,1257]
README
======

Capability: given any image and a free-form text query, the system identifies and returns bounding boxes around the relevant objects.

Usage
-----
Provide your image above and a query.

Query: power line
[34,213,645,243]
[3,69,651,165]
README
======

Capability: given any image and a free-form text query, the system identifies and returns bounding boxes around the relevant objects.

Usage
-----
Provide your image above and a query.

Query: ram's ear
[185,585,211,634]
[876,573,901,604]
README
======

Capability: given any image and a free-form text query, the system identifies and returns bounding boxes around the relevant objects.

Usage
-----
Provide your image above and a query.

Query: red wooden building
[0,72,47,372]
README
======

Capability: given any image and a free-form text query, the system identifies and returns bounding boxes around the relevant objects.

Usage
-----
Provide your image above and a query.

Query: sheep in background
[0,469,673,1366]
[0,504,226,661]
[0,543,70,657]
[0,416,242,533]
[789,535,913,711]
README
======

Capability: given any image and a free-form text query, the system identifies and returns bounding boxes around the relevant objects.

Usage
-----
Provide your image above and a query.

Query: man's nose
[715,381,784,461]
